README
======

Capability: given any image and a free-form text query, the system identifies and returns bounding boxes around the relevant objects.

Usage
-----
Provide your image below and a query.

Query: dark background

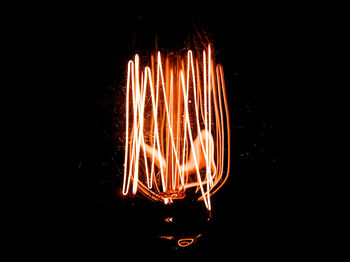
[64,5,290,259]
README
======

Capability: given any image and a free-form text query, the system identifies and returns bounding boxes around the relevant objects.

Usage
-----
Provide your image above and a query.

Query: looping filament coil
[122,44,230,210]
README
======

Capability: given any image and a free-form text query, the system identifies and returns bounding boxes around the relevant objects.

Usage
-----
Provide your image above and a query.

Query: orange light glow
[178,234,202,247]
[122,44,230,210]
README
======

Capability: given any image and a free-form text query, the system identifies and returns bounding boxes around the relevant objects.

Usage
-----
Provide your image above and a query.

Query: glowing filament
[122,44,230,210]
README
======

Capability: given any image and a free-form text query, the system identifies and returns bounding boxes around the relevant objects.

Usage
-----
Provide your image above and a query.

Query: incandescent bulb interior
[122,44,230,210]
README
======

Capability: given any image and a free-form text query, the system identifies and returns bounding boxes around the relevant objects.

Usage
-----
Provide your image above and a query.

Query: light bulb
[122,43,230,248]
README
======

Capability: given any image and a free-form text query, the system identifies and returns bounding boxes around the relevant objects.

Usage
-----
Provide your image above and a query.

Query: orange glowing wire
[178,234,202,247]
[122,44,230,210]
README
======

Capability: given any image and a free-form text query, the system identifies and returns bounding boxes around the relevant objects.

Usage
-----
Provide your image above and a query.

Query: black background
[63,5,290,259]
